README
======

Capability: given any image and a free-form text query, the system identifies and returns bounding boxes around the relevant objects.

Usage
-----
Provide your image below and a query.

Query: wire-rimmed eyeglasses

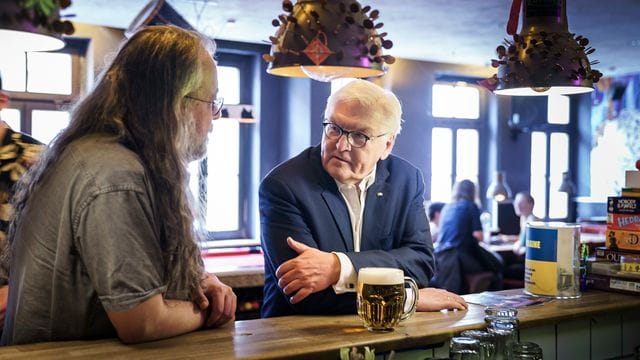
[185,95,224,117]
[322,121,387,148]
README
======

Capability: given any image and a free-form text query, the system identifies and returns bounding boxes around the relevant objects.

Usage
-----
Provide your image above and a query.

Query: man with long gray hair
[1,25,236,345]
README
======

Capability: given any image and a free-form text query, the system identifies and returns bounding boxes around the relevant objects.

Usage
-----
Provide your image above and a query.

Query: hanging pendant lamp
[263,0,395,82]
[482,0,602,96]
[0,0,74,52]
[486,171,512,203]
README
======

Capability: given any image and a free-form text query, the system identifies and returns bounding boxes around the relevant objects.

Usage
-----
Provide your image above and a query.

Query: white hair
[324,79,403,135]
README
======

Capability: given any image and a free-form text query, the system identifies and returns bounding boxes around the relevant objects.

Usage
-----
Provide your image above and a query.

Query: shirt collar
[335,165,377,192]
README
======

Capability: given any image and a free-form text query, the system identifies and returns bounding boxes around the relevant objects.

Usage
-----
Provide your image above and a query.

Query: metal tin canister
[524,222,581,299]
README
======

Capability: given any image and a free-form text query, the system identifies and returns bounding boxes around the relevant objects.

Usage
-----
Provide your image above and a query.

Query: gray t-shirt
[1,135,187,345]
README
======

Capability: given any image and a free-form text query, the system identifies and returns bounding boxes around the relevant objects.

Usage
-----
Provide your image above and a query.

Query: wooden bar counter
[1,289,639,359]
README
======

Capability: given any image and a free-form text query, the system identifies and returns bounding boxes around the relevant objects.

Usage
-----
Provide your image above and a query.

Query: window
[330,78,356,94]
[432,83,479,119]
[429,83,481,201]
[187,54,256,241]
[430,128,452,202]
[0,39,88,144]
[530,132,547,219]
[31,109,71,144]
[529,96,571,220]
[0,108,20,131]
[547,95,569,125]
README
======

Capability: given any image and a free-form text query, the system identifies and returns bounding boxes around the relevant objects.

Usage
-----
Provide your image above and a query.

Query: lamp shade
[486,171,512,202]
[0,0,74,52]
[263,0,395,82]
[558,171,576,195]
[484,0,602,96]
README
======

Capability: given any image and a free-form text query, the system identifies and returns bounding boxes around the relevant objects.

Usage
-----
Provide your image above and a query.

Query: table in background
[202,249,265,320]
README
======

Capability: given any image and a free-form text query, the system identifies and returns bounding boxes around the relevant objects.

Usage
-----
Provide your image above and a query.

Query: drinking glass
[486,317,518,360]
[449,336,482,360]
[356,267,418,332]
[509,341,544,359]
[460,329,496,360]
[484,306,518,318]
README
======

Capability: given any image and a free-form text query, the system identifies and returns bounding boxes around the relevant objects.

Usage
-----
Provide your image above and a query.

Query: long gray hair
[8,25,215,298]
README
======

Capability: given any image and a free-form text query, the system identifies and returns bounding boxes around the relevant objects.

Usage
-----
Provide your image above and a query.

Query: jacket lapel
[361,163,390,251]
[321,189,354,252]
[311,146,354,252]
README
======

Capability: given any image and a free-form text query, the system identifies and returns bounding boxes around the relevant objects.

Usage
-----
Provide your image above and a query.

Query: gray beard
[185,136,208,162]
[179,113,208,162]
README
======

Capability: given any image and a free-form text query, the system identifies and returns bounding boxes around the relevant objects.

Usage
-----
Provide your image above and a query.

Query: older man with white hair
[260,79,466,317]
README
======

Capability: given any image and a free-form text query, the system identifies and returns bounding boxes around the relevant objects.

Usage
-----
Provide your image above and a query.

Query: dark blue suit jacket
[259,145,435,317]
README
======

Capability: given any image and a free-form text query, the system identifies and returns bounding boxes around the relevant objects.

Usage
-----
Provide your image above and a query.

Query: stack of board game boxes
[586,162,640,295]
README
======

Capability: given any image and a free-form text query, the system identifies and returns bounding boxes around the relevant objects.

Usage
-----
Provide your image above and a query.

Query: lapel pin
[376,192,383,197]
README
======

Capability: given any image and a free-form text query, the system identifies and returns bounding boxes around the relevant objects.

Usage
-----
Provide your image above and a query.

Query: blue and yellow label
[525,227,559,296]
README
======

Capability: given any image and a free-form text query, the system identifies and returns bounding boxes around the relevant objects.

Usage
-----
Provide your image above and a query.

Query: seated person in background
[260,79,466,318]
[512,191,539,255]
[1,25,236,346]
[427,201,445,244]
[431,180,503,294]
[0,87,45,331]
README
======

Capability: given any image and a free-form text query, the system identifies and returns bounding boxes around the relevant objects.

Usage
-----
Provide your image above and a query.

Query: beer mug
[357,267,418,332]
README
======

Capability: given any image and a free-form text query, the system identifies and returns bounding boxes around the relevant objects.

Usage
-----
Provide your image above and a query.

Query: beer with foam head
[357,267,418,332]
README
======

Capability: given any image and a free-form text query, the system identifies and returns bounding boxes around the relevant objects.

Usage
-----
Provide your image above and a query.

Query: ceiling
[63,0,640,77]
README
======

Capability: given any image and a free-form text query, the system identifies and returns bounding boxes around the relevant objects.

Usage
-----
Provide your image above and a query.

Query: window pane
[187,161,201,205]
[548,133,569,219]
[590,121,629,198]
[453,86,480,119]
[0,52,26,92]
[31,110,70,144]
[547,95,569,125]
[330,78,356,94]
[206,118,239,231]
[456,129,478,184]
[26,52,72,95]
[217,66,240,105]
[432,84,480,119]
[0,108,21,131]
[531,131,547,219]
[430,127,452,202]
[549,133,569,181]
[432,84,454,118]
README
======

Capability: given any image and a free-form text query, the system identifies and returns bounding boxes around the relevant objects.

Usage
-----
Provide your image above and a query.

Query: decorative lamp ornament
[486,171,512,202]
[481,0,602,96]
[0,0,74,52]
[263,0,395,82]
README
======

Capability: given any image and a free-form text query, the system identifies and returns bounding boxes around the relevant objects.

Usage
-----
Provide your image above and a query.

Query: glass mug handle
[400,276,418,321]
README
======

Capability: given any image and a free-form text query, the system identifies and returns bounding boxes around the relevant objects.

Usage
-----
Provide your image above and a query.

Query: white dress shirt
[332,166,376,293]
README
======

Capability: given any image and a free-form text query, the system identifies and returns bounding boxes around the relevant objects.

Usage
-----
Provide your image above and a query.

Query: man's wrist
[331,253,341,285]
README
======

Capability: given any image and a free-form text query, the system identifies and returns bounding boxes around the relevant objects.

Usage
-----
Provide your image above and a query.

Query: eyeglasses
[185,95,224,117]
[322,121,387,148]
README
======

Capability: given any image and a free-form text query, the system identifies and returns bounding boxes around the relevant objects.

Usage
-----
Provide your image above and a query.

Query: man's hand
[0,91,9,107]
[275,237,341,304]
[192,273,236,328]
[417,287,468,312]
[0,286,8,329]
[0,91,9,120]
